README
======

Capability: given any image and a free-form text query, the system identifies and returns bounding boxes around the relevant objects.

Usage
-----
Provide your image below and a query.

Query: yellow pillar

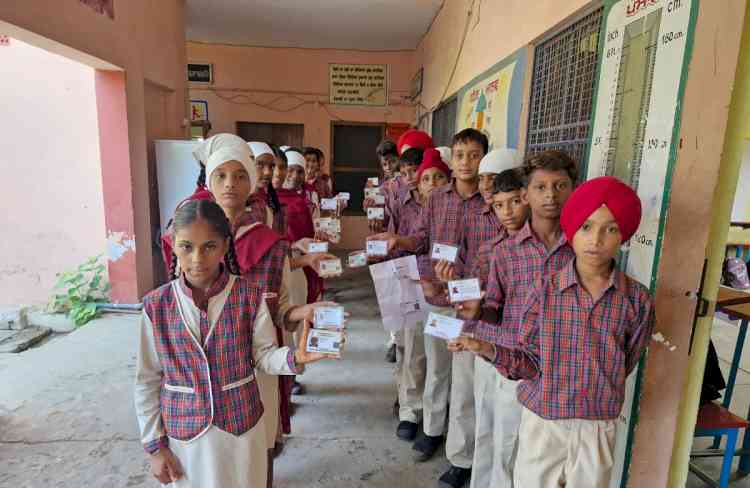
[668,7,750,486]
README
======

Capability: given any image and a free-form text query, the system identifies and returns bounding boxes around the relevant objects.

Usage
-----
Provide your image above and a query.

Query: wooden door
[236,122,304,148]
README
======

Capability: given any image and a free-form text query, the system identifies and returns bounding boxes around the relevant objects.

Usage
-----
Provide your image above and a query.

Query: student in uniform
[460,176,652,487]
[373,128,490,488]
[450,150,579,486]
[284,148,321,221]
[200,146,339,482]
[303,147,333,199]
[388,148,452,442]
[160,134,251,270]
[441,165,528,488]
[248,141,286,234]
[477,149,523,205]
[134,199,338,488]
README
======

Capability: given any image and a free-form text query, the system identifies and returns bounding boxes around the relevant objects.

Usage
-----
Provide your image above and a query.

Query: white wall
[0,38,106,306]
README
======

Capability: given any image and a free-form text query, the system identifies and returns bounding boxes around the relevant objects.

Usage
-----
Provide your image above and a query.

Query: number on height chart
[607,30,619,42]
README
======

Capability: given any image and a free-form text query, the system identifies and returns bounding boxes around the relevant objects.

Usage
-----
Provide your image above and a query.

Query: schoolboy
[374,128,490,488]
[461,176,653,487]
[451,150,579,486]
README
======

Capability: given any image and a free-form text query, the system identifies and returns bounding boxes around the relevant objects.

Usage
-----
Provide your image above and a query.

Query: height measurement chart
[585,0,697,486]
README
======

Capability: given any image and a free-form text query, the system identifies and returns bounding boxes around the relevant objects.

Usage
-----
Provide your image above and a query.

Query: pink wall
[0,0,188,300]
[0,39,106,307]
[186,42,417,249]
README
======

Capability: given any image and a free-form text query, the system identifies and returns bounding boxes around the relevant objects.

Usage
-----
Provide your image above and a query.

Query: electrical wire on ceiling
[190,85,415,115]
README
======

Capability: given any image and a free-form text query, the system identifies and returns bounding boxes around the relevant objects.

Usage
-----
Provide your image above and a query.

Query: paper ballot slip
[423,313,464,341]
[367,207,385,220]
[306,329,343,356]
[307,241,329,253]
[448,278,482,303]
[366,240,389,256]
[431,243,459,263]
[368,177,380,186]
[318,258,343,277]
[314,306,345,330]
[321,198,338,211]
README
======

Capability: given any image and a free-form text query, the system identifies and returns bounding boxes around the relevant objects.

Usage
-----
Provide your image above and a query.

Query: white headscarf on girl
[193,133,251,167]
[205,146,257,194]
[285,150,306,168]
[248,141,274,159]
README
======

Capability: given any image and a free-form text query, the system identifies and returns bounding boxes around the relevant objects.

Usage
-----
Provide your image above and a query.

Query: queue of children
[136,135,346,487]
[372,128,654,488]
[136,125,654,488]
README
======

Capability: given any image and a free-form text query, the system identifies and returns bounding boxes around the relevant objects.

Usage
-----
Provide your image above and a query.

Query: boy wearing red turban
[466,176,654,487]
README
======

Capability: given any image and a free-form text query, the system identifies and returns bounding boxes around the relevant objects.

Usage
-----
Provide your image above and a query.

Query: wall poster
[585,0,698,486]
[456,48,527,149]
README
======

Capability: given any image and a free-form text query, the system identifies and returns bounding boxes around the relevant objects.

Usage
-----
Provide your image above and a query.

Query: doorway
[331,122,385,213]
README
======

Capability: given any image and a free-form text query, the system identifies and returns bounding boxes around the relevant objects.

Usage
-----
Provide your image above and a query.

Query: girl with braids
[135,199,339,488]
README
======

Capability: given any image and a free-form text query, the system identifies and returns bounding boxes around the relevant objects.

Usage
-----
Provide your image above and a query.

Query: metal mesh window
[431,98,458,147]
[526,8,604,172]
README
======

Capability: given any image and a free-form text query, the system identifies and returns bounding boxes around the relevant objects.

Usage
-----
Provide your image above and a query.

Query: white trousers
[514,408,616,488]
[422,306,453,437]
[446,349,475,468]
[470,358,522,488]
[398,325,427,422]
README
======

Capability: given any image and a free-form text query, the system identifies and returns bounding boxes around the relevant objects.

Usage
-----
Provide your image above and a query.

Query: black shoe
[412,434,443,462]
[385,343,397,363]
[291,381,305,395]
[438,466,472,488]
[393,399,400,418]
[396,421,418,441]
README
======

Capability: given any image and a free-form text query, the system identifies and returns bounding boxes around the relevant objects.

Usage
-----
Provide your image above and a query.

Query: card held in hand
[307,329,343,357]
[431,242,459,263]
[447,278,482,303]
[314,306,345,330]
[318,258,342,277]
[366,240,389,256]
[423,312,464,341]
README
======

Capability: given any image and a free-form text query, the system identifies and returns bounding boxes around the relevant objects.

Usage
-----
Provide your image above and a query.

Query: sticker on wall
[585,0,698,486]
[329,64,388,106]
[456,48,527,149]
[190,100,209,122]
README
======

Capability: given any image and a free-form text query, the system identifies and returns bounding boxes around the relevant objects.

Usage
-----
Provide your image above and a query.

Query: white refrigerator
[155,139,201,233]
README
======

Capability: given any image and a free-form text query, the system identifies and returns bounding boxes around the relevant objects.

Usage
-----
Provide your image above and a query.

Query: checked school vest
[142,275,265,442]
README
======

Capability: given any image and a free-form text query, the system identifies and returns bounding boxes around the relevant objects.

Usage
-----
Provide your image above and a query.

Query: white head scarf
[193,133,251,166]
[280,145,291,152]
[478,148,523,175]
[436,146,452,167]
[286,150,306,169]
[248,141,273,159]
[205,146,256,193]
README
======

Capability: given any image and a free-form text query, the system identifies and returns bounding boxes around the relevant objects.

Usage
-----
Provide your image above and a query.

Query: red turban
[416,148,452,182]
[397,129,434,155]
[561,176,642,243]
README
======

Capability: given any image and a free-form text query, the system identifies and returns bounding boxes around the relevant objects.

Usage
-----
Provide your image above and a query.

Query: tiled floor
[688,317,750,487]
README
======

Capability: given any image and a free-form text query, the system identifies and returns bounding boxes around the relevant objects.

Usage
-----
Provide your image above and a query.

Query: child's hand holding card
[447,278,482,303]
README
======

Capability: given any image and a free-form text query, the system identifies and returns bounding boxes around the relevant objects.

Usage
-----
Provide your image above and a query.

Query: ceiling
[186,0,444,51]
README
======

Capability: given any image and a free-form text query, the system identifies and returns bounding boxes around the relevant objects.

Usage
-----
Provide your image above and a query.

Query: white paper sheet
[369,255,428,331]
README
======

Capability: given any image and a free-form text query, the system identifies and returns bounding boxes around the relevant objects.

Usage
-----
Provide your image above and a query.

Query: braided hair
[196,164,207,188]
[169,200,241,280]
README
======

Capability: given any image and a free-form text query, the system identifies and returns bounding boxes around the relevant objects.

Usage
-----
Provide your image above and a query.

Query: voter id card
[314,306,345,330]
[431,243,459,263]
[306,329,343,356]
[423,313,464,341]
[447,278,481,303]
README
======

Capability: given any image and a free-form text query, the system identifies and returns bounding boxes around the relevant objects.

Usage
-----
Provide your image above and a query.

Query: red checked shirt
[412,182,487,280]
[462,206,505,288]
[469,221,575,348]
[493,260,656,420]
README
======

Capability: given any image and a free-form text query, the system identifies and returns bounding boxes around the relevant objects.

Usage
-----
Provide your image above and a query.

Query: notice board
[329,63,388,106]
